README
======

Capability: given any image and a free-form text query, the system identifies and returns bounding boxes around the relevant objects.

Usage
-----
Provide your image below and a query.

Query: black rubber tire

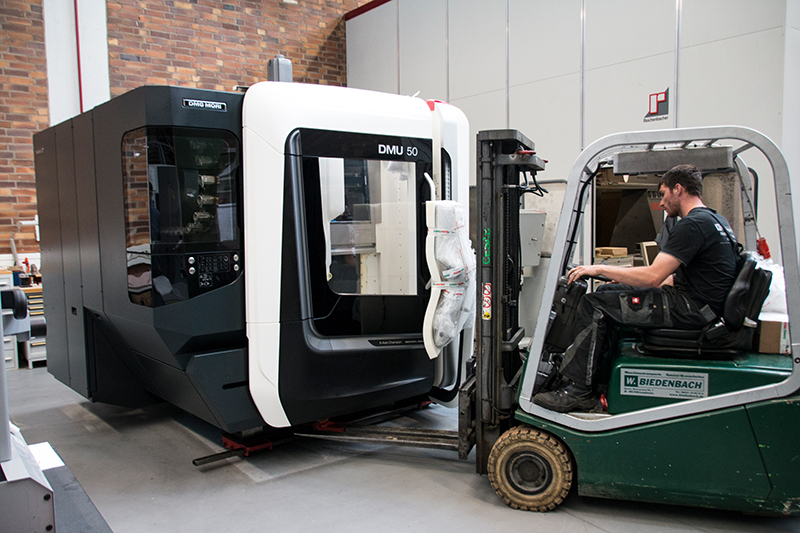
[487,426,573,511]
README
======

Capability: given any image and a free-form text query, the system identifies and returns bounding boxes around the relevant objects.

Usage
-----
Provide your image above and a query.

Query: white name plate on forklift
[620,369,708,399]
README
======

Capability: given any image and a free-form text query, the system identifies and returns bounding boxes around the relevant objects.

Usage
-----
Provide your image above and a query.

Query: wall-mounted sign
[644,88,669,123]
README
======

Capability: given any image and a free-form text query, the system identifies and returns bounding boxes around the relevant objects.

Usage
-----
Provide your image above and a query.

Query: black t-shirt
[660,206,737,314]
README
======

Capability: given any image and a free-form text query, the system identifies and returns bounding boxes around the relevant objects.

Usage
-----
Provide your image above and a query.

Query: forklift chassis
[476,126,800,515]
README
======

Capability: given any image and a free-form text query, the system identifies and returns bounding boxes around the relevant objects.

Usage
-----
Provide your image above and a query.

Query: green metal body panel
[607,346,791,414]
[515,406,771,512]
[746,396,800,515]
[516,392,800,514]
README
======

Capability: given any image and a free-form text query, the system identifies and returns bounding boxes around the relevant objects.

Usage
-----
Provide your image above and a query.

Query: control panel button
[189,267,196,275]
[188,256,195,265]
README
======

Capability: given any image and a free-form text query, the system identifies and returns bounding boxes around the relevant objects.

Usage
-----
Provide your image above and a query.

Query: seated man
[534,164,738,412]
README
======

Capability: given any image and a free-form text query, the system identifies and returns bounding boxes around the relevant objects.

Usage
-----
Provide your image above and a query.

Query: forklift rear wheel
[488,426,573,511]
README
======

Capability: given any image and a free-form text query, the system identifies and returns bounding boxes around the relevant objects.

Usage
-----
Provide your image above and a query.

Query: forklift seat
[640,255,772,357]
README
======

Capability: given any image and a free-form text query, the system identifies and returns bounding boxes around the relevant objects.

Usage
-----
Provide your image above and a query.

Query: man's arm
[567,252,681,287]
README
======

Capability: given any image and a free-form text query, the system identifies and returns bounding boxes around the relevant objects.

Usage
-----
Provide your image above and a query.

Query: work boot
[533,380,595,413]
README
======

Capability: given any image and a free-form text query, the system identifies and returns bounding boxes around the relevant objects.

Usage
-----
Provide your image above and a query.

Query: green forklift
[473,125,800,515]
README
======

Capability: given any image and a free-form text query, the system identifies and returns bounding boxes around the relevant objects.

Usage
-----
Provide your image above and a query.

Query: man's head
[659,164,703,196]
[658,164,703,217]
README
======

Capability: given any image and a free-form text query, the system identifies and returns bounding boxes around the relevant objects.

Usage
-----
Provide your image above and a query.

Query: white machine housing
[243,82,471,427]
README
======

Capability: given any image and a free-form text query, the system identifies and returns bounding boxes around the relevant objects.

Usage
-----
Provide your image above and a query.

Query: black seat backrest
[721,255,773,330]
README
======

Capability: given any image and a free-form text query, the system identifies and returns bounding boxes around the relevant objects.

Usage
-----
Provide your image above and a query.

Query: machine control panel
[197,254,231,273]
[188,252,241,292]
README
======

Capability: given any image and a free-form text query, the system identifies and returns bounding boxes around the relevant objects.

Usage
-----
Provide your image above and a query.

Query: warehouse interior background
[3,0,800,531]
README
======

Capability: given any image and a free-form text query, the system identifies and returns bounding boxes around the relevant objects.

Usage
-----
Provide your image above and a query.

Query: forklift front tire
[488,426,573,511]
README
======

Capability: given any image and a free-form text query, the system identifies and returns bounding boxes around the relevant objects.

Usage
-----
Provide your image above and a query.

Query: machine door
[297,130,433,335]
[266,129,439,425]
[122,126,243,308]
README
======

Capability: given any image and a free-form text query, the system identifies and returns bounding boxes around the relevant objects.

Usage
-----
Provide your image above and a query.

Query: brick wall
[0,0,370,257]
[107,0,370,96]
[0,0,47,256]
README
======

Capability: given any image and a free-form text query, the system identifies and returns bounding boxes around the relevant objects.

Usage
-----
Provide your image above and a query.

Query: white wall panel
[790,0,800,28]
[398,0,448,100]
[584,53,675,146]
[783,0,800,257]
[681,0,785,48]
[680,28,785,261]
[450,90,506,186]
[509,0,581,87]
[584,0,674,70]
[44,0,80,125]
[510,74,580,182]
[346,2,399,93]
[448,0,506,101]
[583,0,676,147]
[77,0,110,111]
[679,30,784,140]
[510,72,580,337]
[44,0,111,124]
[509,75,579,280]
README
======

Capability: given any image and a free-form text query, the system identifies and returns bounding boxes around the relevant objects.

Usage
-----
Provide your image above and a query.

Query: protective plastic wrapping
[429,201,476,347]
[432,289,465,346]
[755,255,787,316]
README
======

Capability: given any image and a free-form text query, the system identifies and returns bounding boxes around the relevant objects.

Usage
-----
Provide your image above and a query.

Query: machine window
[320,157,418,296]
[123,127,239,250]
[122,127,241,306]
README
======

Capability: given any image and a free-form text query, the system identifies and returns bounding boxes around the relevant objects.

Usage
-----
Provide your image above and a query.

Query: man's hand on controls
[567,264,603,284]
[567,252,680,288]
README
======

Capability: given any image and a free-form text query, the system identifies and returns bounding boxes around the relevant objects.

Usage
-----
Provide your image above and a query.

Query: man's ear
[672,183,684,196]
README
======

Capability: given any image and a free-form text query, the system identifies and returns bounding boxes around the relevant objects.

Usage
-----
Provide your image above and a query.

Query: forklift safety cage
[519,125,799,432]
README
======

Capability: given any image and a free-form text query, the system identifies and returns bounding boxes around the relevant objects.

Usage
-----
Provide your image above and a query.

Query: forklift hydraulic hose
[563,176,596,274]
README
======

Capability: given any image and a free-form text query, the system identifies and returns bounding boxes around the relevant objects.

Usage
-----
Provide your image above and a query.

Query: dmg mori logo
[182,98,227,112]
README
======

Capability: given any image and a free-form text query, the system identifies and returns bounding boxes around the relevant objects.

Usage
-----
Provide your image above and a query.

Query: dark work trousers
[560,283,715,387]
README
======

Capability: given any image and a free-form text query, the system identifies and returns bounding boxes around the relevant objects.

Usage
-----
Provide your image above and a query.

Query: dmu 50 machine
[33,83,475,434]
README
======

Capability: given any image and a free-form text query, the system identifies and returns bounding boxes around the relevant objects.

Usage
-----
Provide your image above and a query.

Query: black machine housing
[34,87,260,433]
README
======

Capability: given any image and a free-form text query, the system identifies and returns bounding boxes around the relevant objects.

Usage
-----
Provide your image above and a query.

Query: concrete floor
[7,366,800,533]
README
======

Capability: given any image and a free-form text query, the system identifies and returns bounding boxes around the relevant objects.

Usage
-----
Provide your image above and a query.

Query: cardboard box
[598,255,633,267]
[757,312,791,354]
[595,247,628,258]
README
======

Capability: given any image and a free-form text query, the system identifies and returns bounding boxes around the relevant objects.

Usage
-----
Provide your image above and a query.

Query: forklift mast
[472,130,546,473]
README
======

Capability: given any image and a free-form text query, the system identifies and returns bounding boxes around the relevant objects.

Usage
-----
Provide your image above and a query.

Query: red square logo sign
[631,296,641,305]
[644,88,669,121]
[649,91,666,115]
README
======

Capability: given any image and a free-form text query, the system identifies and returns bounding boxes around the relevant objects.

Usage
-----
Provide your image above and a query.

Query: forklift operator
[534,164,739,413]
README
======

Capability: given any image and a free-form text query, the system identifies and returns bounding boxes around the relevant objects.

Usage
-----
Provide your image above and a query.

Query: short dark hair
[659,164,703,196]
